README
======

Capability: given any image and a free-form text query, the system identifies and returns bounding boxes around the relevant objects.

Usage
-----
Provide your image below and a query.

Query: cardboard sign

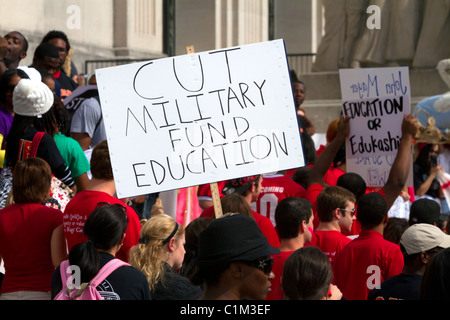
[339,67,413,187]
[96,40,304,198]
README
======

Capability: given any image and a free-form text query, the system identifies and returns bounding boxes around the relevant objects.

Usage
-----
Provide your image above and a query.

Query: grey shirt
[70,97,106,149]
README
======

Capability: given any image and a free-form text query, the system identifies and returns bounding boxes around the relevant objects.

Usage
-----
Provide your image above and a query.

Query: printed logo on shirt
[63,212,88,234]
[97,280,121,300]
[261,186,285,193]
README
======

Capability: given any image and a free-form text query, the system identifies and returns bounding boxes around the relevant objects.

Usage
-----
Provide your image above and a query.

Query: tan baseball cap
[400,223,450,255]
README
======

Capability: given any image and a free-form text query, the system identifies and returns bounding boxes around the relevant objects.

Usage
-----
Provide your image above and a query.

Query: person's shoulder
[77,97,101,111]
[281,175,306,190]
[64,190,96,209]
[118,264,147,280]
[367,273,420,300]
[39,204,64,215]
[200,205,214,218]
[252,210,272,224]
[382,237,402,252]
[54,132,73,142]
[272,250,294,261]
[18,203,63,215]
[306,183,323,193]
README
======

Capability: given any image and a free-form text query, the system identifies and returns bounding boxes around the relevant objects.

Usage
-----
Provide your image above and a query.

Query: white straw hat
[13,79,54,117]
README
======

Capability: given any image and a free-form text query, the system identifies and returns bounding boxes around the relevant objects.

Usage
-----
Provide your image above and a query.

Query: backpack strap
[93,96,103,134]
[89,259,130,287]
[30,132,46,158]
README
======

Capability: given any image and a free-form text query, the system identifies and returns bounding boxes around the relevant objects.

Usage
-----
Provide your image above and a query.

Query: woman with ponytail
[129,214,203,300]
[51,203,151,300]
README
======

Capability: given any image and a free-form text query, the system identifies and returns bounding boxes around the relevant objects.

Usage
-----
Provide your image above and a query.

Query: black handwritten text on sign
[340,68,410,158]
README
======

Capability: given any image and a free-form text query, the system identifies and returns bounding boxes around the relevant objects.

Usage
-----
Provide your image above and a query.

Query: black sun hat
[196,214,280,266]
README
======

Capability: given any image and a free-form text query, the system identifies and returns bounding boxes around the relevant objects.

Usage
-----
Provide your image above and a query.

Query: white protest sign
[339,67,413,187]
[96,40,304,198]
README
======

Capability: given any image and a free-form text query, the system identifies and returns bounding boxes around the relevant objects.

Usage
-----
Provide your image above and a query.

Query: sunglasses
[245,257,274,275]
[340,208,356,217]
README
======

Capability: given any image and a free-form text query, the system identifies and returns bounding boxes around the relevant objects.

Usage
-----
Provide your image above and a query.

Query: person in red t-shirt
[197,181,227,210]
[308,186,356,270]
[63,141,141,262]
[333,193,404,300]
[266,197,314,300]
[0,157,67,300]
[200,175,280,248]
[253,172,306,227]
[306,116,350,230]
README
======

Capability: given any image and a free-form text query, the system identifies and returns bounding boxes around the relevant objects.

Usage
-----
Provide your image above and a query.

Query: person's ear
[118,233,126,247]
[167,237,176,252]
[299,220,307,234]
[421,251,433,264]
[230,262,245,279]
[333,208,342,220]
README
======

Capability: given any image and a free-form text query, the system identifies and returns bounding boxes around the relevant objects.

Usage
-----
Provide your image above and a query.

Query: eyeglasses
[245,257,274,275]
[339,208,356,217]
[96,201,127,214]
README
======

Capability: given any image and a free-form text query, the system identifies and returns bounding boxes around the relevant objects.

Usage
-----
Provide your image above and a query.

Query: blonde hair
[129,214,184,291]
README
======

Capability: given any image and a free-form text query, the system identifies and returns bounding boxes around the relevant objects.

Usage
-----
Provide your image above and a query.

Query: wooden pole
[186,45,223,218]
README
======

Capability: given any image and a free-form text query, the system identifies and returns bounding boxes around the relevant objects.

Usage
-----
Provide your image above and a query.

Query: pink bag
[54,259,129,300]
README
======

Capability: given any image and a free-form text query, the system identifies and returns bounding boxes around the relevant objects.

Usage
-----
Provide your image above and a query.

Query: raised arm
[383,114,419,209]
[307,115,350,188]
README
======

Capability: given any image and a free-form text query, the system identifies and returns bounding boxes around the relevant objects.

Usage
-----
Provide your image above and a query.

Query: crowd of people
[0,28,450,302]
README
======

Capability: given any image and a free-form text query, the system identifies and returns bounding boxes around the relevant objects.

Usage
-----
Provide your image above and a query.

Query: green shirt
[54,133,90,179]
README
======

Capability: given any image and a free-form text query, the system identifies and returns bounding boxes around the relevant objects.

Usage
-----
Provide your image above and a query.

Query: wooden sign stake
[186,45,223,219]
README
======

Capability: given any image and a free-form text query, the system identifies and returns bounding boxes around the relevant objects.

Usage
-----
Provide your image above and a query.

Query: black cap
[409,199,441,225]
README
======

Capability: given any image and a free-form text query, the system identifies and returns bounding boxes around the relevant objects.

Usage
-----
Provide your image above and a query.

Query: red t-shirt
[0,203,63,293]
[323,167,345,187]
[200,206,280,248]
[253,175,306,226]
[63,190,141,262]
[333,230,404,300]
[307,230,352,270]
[266,250,294,300]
